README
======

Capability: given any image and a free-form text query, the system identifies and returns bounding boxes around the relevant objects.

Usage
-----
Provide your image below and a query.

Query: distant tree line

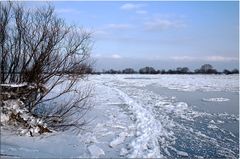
[93,64,239,75]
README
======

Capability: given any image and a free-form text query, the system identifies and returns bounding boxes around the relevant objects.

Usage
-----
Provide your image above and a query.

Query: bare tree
[0,2,93,132]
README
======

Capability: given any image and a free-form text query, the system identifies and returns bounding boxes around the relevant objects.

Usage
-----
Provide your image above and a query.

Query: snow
[115,88,163,158]
[209,120,215,124]
[116,74,238,92]
[0,83,28,88]
[87,145,105,158]
[1,129,88,158]
[1,113,9,123]
[168,146,188,157]
[120,148,128,156]
[217,120,224,124]
[1,99,49,137]
[177,151,189,157]
[109,132,128,148]
[1,74,239,158]
[207,124,218,129]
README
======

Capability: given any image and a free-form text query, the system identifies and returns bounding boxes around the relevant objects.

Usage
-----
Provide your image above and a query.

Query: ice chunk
[29,117,37,125]
[202,98,230,102]
[88,145,105,158]
[196,131,207,138]
[169,146,188,157]
[1,114,9,123]
[163,147,171,156]
[85,135,97,144]
[120,148,128,156]
[177,151,188,157]
[33,126,40,134]
[36,119,43,125]
[209,120,215,124]
[207,124,218,129]
[20,129,29,135]
[111,125,126,129]
[217,120,224,124]
[12,103,20,110]
[21,113,30,121]
[109,132,128,148]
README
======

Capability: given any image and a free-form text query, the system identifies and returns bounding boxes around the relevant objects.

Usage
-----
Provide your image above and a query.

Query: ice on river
[1,74,239,158]
[202,97,230,102]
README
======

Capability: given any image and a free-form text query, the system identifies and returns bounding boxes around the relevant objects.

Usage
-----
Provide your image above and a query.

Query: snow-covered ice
[0,83,28,88]
[1,74,239,158]
[119,74,238,92]
[88,145,105,158]
[202,97,230,102]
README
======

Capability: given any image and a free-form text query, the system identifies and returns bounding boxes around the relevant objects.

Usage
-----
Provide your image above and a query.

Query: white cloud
[171,56,238,62]
[92,53,122,59]
[144,18,186,31]
[111,54,122,59]
[206,56,238,62]
[120,3,144,11]
[107,23,133,30]
[171,56,197,61]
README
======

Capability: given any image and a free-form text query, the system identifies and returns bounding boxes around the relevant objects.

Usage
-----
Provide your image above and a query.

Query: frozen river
[1,74,239,158]
[89,74,239,158]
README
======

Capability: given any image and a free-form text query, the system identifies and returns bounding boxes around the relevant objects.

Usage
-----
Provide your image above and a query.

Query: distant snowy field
[1,74,239,158]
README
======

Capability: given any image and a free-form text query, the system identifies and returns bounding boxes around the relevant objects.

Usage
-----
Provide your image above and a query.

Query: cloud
[206,56,238,62]
[92,53,122,59]
[171,56,238,62]
[111,54,122,59]
[171,56,197,61]
[120,3,144,11]
[144,18,186,31]
[107,23,133,30]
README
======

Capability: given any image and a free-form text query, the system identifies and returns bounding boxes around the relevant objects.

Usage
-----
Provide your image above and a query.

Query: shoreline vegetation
[3,64,238,76]
[93,64,239,75]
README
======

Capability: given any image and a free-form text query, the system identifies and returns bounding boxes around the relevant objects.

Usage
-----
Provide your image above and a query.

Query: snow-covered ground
[1,74,239,158]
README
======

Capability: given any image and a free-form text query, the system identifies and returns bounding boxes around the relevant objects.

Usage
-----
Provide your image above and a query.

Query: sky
[26,1,239,71]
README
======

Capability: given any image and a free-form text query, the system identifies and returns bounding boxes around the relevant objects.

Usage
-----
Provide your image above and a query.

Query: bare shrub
[0,2,93,132]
